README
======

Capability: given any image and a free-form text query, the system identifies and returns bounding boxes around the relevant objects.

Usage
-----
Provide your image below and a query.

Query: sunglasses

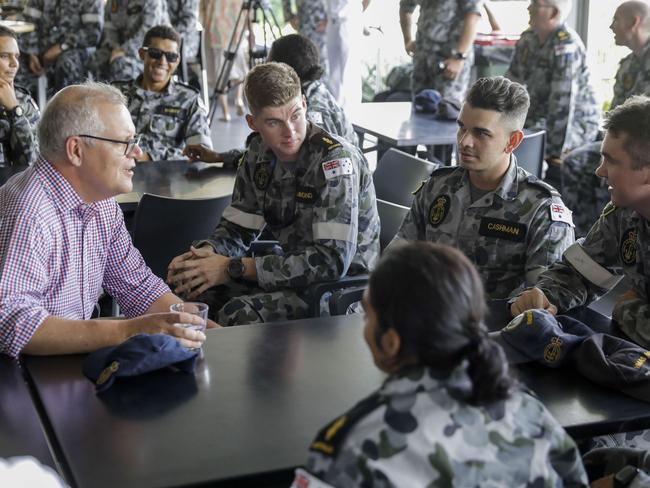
[142,47,179,63]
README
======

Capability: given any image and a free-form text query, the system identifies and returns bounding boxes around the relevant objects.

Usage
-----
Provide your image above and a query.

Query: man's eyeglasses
[142,47,179,63]
[77,134,142,156]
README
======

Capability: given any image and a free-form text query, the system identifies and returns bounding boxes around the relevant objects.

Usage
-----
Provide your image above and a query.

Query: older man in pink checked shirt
[0,82,214,358]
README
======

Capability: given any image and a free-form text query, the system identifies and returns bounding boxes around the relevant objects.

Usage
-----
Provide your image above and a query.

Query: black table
[116,160,236,212]
[352,101,457,148]
[0,356,56,469]
[21,313,650,487]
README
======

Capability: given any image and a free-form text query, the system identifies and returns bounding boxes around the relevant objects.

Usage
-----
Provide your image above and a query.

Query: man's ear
[380,328,402,360]
[66,136,84,167]
[245,114,257,132]
[505,129,525,154]
[138,48,146,61]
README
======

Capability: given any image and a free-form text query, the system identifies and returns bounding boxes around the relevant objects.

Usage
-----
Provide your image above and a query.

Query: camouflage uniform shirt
[299,365,588,488]
[0,86,40,167]
[201,123,379,292]
[534,204,650,348]
[399,0,483,97]
[96,0,170,81]
[393,157,575,298]
[612,40,650,109]
[304,80,357,146]
[20,0,103,90]
[282,0,328,55]
[113,76,212,160]
[506,26,600,158]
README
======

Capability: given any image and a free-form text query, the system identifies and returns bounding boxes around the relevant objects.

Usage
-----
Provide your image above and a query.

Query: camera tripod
[207,0,283,125]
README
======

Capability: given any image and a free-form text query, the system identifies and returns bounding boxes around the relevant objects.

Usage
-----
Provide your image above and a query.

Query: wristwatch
[227,257,245,282]
[451,49,469,60]
[60,42,69,52]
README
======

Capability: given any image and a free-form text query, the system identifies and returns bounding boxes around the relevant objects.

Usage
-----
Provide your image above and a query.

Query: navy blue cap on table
[83,334,199,393]
[489,309,593,366]
[413,89,442,113]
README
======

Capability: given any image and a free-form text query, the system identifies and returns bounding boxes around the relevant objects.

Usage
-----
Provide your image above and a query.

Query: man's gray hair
[38,82,127,162]
[547,0,572,22]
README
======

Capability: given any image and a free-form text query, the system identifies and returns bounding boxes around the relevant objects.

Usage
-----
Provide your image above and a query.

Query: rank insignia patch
[428,195,450,227]
[620,228,637,266]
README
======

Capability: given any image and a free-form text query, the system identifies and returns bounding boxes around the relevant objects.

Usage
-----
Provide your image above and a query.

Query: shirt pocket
[149,113,181,140]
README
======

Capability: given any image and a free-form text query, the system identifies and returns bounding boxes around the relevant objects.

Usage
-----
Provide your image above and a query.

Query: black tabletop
[0,356,56,469]
[116,160,236,212]
[352,102,458,147]
[22,312,650,487]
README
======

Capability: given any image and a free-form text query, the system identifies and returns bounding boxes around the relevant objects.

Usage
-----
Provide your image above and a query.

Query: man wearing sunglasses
[506,0,599,190]
[93,0,170,82]
[113,25,211,161]
[0,82,212,358]
[167,62,380,326]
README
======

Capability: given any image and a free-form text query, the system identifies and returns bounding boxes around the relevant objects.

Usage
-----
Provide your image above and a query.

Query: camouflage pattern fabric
[506,26,600,159]
[167,0,200,60]
[283,0,328,72]
[612,39,650,110]
[392,157,575,299]
[304,80,358,146]
[20,0,103,92]
[94,0,170,82]
[0,86,40,167]
[534,203,650,347]
[195,123,380,325]
[560,141,609,238]
[399,0,483,97]
[302,365,589,487]
[113,76,212,160]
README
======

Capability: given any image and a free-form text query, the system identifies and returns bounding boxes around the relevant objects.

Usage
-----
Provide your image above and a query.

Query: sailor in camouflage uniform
[283,0,328,74]
[0,27,39,167]
[94,0,170,82]
[393,77,574,299]
[183,34,357,168]
[512,96,650,348]
[292,242,588,488]
[399,0,483,98]
[506,0,599,170]
[168,62,379,326]
[113,25,211,160]
[562,2,650,235]
[166,0,200,61]
[19,0,103,94]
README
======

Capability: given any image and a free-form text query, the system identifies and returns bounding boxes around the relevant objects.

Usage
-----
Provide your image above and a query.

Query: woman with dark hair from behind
[292,241,588,488]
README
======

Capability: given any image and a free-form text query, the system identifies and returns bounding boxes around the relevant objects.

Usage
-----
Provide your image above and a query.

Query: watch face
[227,259,244,280]
[13,106,23,117]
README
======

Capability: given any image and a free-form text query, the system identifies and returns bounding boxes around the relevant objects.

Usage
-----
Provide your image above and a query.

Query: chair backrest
[513,129,546,178]
[377,199,410,251]
[132,193,232,280]
[373,148,437,207]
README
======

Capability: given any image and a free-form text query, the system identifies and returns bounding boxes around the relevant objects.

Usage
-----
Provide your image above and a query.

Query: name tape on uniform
[322,158,353,179]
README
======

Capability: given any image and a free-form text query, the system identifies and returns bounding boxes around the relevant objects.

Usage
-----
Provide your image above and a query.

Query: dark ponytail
[369,242,514,405]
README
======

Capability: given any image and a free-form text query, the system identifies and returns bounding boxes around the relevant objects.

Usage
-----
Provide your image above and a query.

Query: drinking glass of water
[170,302,209,350]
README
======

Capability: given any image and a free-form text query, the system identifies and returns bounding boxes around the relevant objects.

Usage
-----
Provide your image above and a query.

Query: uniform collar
[459,156,519,207]
[135,75,175,96]
[380,363,473,400]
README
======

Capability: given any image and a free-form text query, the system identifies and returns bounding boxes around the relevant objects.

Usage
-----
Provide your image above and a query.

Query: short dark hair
[466,76,530,130]
[604,95,650,170]
[0,26,17,41]
[268,34,324,83]
[143,25,180,48]
[368,241,513,406]
[244,62,301,114]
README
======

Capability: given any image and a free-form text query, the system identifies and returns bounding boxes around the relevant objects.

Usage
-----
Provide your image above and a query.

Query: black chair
[308,198,410,316]
[132,193,232,280]
[513,129,546,178]
[373,148,438,207]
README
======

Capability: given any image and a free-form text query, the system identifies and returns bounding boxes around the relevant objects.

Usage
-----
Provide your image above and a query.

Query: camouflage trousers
[17,49,93,97]
[92,48,143,82]
[411,46,474,98]
[198,282,311,327]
